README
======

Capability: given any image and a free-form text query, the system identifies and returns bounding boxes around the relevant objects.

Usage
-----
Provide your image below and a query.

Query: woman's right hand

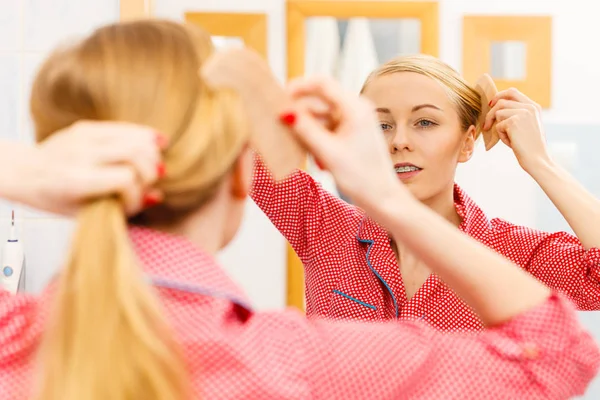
[5,121,165,216]
[282,77,409,211]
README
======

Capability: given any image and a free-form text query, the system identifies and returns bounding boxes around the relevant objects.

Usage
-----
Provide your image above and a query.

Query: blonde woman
[0,20,598,400]
[254,54,600,330]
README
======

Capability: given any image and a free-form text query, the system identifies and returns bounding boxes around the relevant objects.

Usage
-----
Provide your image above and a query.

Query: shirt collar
[128,226,251,309]
[357,184,491,242]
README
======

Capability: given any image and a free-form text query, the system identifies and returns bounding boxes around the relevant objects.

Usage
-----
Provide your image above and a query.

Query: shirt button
[522,343,540,360]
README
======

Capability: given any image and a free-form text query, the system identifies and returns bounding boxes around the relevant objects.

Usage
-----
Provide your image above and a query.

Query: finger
[286,77,358,125]
[490,87,537,107]
[73,165,141,208]
[490,88,542,112]
[484,100,524,131]
[494,108,521,123]
[287,107,338,168]
[294,95,335,128]
[92,132,163,187]
[71,120,168,149]
[495,119,513,148]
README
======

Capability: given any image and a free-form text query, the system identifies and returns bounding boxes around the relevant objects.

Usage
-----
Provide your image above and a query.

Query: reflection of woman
[252,55,600,330]
[1,20,598,400]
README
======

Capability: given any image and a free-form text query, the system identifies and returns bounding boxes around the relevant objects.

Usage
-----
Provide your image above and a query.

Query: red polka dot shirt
[252,160,600,331]
[1,227,598,399]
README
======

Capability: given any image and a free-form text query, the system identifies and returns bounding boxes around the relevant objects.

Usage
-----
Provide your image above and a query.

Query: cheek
[419,133,463,166]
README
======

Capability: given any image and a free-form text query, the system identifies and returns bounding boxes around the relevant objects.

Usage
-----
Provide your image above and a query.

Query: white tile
[0,1,21,52]
[0,54,21,142]
[23,0,119,52]
[21,218,75,293]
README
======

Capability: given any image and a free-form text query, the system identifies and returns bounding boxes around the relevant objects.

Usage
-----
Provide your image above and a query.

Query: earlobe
[458,125,477,163]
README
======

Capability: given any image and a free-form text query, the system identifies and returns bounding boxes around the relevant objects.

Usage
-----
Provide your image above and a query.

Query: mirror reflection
[305,17,422,201]
[490,41,527,80]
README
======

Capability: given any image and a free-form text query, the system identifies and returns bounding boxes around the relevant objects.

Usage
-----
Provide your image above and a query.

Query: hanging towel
[338,18,379,94]
[305,17,341,77]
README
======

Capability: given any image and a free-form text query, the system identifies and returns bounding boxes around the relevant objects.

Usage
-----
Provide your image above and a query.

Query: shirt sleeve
[193,293,599,400]
[491,219,600,310]
[250,155,361,262]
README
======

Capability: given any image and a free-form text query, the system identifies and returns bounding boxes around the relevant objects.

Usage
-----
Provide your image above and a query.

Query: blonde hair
[362,54,482,133]
[30,20,249,400]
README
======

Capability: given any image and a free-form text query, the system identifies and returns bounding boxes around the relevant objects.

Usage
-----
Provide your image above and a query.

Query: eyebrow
[412,104,443,112]
[375,104,443,114]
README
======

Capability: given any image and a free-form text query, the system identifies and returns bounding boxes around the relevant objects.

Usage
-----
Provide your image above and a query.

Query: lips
[394,163,422,173]
[394,163,422,181]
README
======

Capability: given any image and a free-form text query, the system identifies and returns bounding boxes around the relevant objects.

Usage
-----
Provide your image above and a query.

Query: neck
[153,199,229,255]
[420,183,462,227]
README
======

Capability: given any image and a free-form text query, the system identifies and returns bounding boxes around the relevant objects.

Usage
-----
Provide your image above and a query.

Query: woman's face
[361,72,476,202]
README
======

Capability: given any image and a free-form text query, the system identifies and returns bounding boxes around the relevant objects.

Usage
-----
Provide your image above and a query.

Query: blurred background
[1,1,599,397]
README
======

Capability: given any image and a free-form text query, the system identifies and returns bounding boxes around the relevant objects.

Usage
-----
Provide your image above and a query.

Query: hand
[483,88,551,172]
[24,121,165,216]
[281,77,409,210]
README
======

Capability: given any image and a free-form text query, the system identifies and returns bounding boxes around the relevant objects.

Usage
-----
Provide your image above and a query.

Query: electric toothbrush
[0,211,26,294]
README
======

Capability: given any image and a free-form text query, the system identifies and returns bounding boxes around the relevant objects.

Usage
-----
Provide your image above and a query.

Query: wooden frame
[185,12,268,58]
[286,0,439,311]
[120,0,152,21]
[463,16,552,108]
[288,0,439,79]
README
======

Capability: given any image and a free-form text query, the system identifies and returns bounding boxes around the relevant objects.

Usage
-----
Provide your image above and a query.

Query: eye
[416,119,437,129]
[380,123,393,131]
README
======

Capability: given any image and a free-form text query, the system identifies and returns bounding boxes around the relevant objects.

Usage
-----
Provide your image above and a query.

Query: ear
[458,125,476,163]
[230,147,253,200]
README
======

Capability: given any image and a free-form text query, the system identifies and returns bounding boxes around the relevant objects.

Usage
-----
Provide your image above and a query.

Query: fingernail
[157,162,166,179]
[279,112,297,126]
[155,132,169,149]
[143,193,162,208]
[488,100,493,107]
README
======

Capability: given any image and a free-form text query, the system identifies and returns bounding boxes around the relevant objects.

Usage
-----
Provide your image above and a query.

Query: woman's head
[30,20,252,400]
[361,54,482,203]
[32,19,252,242]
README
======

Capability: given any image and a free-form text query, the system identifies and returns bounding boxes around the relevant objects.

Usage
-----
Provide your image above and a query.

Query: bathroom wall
[0,0,120,294]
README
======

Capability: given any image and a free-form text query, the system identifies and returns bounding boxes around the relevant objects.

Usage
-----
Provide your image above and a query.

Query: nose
[389,126,413,153]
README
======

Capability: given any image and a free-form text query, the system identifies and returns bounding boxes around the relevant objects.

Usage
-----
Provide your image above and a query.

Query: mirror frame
[286,0,439,311]
[463,15,552,108]
[120,0,152,21]
[185,12,268,58]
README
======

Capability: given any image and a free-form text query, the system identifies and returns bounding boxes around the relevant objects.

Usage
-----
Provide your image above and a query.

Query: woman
[254,54,600,331]
[0,20,598,400]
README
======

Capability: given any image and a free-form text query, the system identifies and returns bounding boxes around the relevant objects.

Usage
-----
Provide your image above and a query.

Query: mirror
[490,41,527,80]
[212,36,245,50]
[305,17,421,92]
[304,17,421,201]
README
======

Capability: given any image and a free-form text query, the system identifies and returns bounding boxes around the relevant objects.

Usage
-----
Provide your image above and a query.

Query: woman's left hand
[483,88,551,172]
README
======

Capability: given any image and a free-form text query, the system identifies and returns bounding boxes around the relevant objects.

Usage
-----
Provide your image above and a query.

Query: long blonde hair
[362,54,483,133]
[30,20,249,400]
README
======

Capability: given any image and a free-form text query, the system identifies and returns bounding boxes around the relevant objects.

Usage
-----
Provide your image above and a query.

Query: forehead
[362,72,454,111]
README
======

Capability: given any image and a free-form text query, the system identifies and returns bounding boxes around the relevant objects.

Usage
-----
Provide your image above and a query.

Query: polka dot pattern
[251,159,600,332]
[1,227,599,399]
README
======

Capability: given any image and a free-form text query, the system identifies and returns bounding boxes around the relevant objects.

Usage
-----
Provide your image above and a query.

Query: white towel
[338,18,379,94]
[305,17,340,77]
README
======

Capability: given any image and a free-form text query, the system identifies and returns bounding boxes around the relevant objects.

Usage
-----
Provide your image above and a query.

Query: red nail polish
[143,193,161,208]
[155,132,169,149]
[279,112,296,126]
[157,162,166,178]
[488,100,493,107]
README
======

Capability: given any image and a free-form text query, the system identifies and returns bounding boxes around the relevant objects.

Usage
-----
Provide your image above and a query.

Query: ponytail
[36,198,188,400]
